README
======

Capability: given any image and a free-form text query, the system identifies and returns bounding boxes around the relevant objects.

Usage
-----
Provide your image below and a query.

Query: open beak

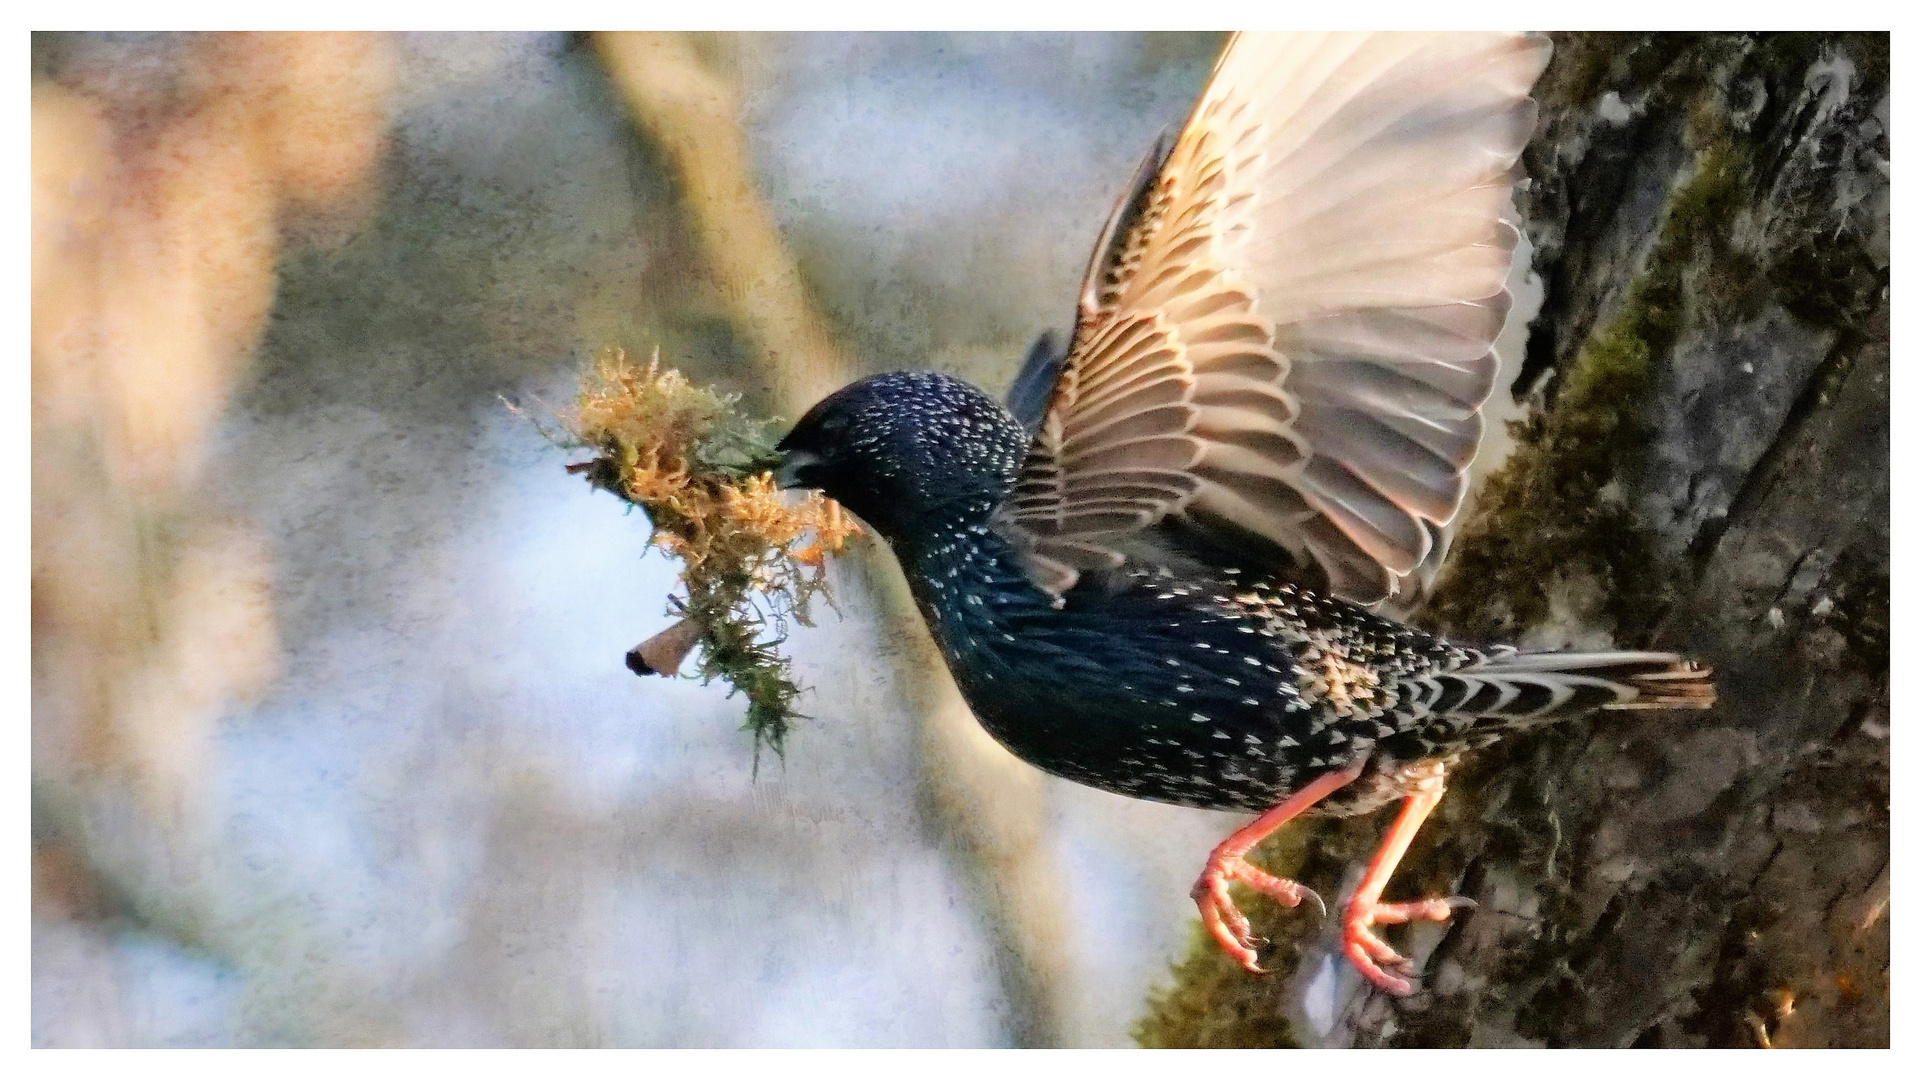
[773,448,823,490]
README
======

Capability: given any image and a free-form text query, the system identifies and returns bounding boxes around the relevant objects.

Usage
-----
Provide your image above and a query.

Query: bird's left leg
[1192,759,1365,973]
[1341,760,1474,996]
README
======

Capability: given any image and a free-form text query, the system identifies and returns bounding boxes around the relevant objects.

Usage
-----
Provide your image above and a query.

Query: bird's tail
[1435,649,1716,725]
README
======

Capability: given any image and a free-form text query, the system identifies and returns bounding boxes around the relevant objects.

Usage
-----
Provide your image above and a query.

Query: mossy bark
[1137,32,1888,1049]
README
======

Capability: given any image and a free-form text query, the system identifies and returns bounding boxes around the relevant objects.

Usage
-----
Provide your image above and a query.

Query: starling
[773,32,1713,996]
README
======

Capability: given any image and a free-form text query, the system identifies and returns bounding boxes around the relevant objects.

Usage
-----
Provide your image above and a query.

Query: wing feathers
[997,32,1550,603]
[1293,406,1469,522]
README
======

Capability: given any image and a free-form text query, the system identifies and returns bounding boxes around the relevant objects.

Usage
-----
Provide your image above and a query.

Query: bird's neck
[874,491,1003,568]
[893,511,1051,636]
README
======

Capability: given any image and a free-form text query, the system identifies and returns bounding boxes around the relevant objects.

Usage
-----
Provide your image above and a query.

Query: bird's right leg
[1191,759,1365,973]
[1340,762,1471,996]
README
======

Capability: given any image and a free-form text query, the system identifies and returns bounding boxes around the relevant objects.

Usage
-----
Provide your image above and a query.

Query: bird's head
[775,371,1029,547]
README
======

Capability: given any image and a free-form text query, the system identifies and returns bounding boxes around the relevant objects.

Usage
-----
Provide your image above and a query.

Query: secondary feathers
[998,32,1553,605]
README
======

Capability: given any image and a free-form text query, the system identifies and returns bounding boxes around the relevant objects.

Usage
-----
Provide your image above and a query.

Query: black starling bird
[774,32,1712,995]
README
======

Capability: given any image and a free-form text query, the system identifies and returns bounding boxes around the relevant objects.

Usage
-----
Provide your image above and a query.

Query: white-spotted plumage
[774,33,1717,995]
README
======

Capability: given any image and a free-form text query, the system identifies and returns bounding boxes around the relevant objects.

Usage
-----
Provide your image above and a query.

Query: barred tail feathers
[1418,650,1715,726]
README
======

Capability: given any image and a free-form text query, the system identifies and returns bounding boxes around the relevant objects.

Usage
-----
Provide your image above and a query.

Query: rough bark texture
[1137,32,1888,1049]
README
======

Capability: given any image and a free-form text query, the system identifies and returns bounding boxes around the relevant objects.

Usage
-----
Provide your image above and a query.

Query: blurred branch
[31,31,400,1046]
[33,29,395,812]
[592,32,844,411]
[591,31,1080,1046]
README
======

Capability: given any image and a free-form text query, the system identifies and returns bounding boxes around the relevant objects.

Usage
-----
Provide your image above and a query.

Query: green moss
[1429,136,1750,645]
[1135,917,1303,1048]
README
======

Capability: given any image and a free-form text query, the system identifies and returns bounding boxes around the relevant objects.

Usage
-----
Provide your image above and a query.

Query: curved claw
[1193,854,1323,975]
[1343,940,1417,997]
[1342,892,1474,997]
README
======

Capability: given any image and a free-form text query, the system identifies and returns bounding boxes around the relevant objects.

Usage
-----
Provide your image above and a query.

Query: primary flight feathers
[997,32,1554,604]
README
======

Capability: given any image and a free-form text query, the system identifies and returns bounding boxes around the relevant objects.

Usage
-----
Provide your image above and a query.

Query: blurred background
[39,32,1888,1049]
[28,30,1348,1047]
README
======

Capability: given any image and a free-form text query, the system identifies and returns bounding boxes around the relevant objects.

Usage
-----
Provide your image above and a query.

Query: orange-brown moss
[565,347,859,761]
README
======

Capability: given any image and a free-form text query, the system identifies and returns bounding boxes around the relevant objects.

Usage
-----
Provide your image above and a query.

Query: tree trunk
[1137,32,1889,1049]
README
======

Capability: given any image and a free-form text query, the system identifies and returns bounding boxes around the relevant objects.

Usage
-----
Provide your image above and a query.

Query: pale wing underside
[997,32,1551,603]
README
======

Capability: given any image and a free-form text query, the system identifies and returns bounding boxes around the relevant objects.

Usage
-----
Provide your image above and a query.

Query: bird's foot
[1341,895,1476,996]
[1191,854,1325,974]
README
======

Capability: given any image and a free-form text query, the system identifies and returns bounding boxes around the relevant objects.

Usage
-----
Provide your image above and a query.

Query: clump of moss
[563,347,859,762]
[1429,140,1749,646]
[1135,908,1305,1048]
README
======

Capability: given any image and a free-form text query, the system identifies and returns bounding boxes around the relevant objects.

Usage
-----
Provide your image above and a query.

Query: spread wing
[995,32,1551,604]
